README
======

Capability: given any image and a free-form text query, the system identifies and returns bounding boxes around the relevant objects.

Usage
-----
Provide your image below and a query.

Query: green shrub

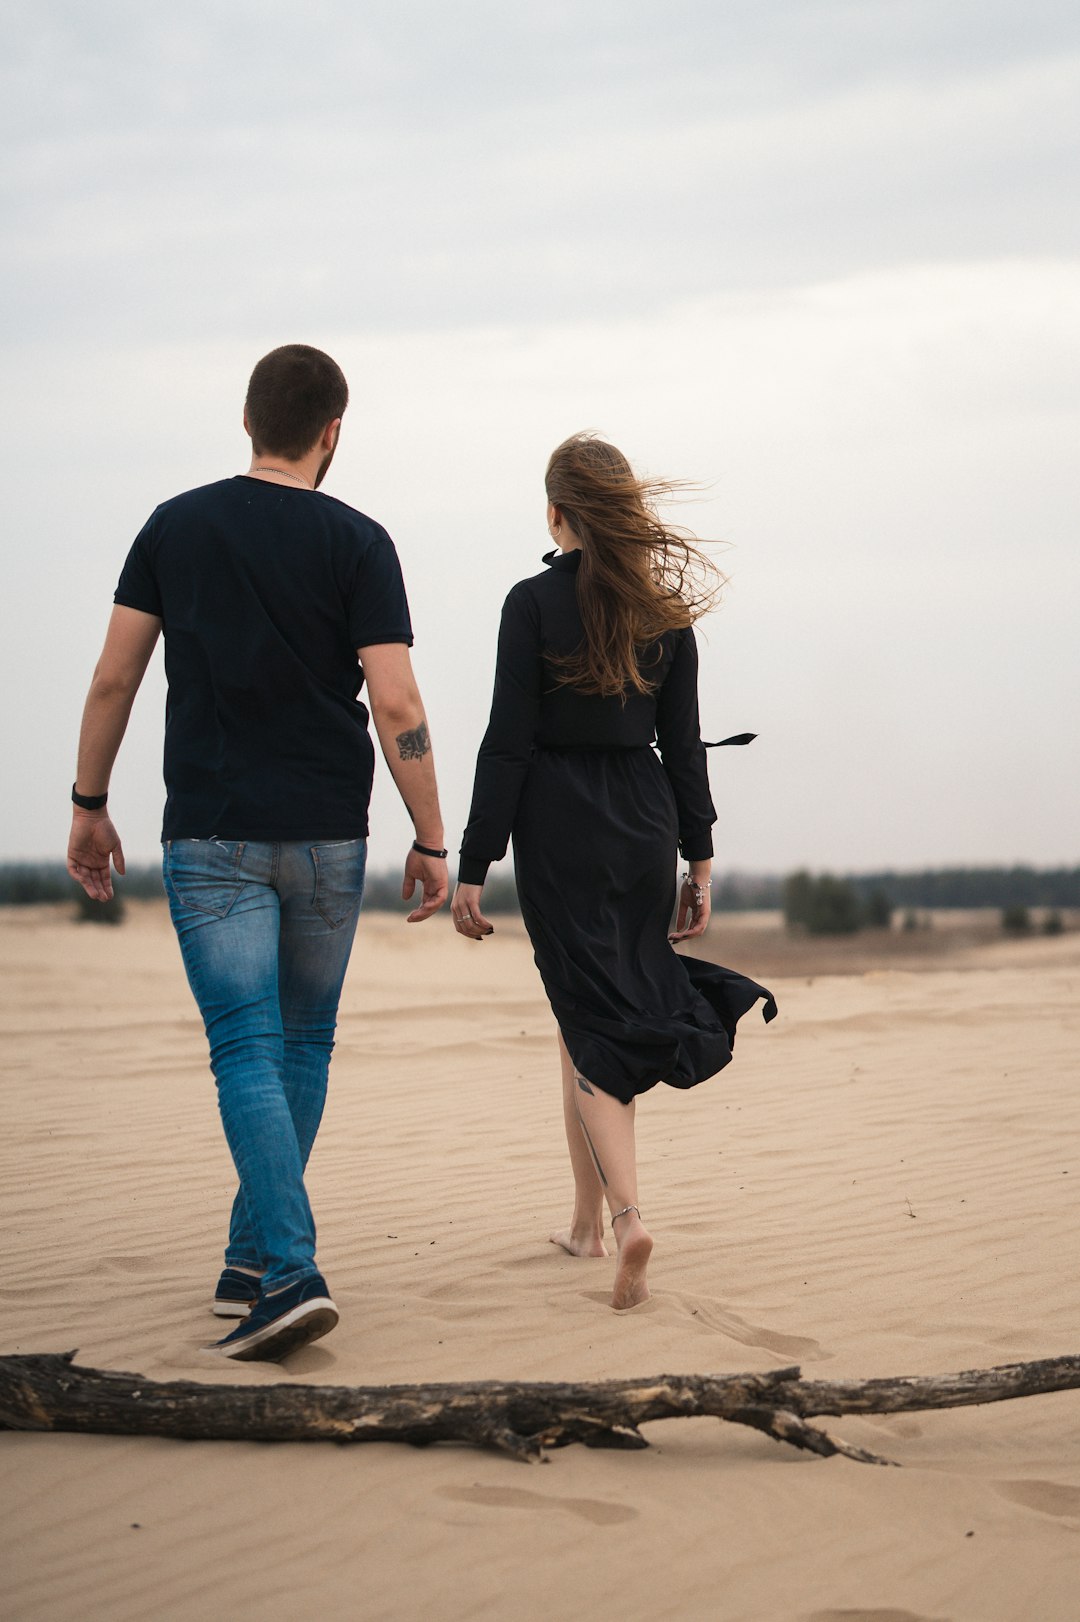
[783,871,862,936]
[1042,910,1064,936]
[73,889,126,926]
[862,888,893,929]
[782,870,814,930]
[1001,904,1031,935]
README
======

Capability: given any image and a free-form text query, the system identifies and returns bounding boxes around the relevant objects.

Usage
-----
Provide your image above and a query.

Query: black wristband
[72,783,108,811]
[412,839,448,859]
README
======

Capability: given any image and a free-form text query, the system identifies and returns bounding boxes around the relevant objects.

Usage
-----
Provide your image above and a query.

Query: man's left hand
[67,811,125,902]
[402,847,448,923]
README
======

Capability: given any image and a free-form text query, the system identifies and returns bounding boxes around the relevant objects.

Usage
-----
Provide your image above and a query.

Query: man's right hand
[401,847,448,923]
[67,810,125,902]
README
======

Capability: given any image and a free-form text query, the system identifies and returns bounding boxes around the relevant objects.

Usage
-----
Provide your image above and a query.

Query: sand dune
[1,902,1078,1621]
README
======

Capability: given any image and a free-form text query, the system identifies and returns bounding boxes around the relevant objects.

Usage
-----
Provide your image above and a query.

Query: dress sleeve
[458,584,543,885]
[654,627,716,861]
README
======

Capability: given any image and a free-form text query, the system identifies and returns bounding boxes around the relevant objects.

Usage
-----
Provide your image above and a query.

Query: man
[67,344,448,1361]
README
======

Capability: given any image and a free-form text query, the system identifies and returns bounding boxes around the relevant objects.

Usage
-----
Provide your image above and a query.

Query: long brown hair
[545,432,722,697]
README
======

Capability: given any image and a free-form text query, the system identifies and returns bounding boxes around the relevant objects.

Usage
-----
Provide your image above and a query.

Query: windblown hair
[545,432,722,697]
[245,344,349,460]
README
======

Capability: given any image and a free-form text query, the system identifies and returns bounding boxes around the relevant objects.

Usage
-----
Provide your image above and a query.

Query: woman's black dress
[459,550,776,1105]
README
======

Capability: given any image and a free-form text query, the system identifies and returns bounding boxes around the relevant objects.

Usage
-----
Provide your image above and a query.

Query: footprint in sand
[994,1479,1080,1519]
[580,1287,652,1313]
[806,1611,950,1622]
[436,1485,637,1525]
[665,1290,830,1361]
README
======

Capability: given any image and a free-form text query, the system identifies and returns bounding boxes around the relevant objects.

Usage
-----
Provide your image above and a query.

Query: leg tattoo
[575,1103,608,1188]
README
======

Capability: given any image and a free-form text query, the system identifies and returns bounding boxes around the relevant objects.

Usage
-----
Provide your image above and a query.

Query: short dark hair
[244,344,349,460]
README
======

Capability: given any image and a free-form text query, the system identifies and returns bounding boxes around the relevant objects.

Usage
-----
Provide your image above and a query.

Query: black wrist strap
[72,783,108,810]
[412,839,448,859]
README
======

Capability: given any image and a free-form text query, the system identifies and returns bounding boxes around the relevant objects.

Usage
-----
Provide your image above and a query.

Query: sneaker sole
[212,1300,253,1318]
[206,1297,339,1362]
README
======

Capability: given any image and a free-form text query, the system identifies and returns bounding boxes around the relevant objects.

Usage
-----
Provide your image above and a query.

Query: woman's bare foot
[611,1210,653,1309]
[549,1225,609,1258]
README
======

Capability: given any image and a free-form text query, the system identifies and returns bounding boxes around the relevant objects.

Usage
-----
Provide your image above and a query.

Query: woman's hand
[669,867,711,942]
[452,882,494,941]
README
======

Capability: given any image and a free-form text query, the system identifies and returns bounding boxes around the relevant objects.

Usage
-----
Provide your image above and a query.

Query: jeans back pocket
[164,839,246,919]
[311,839,367,928]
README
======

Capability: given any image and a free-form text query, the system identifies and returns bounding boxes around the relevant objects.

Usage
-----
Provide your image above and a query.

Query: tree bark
[2,1351,1079,1464]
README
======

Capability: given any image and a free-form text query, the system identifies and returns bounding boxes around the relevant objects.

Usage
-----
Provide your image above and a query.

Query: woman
[454,434,775,1310]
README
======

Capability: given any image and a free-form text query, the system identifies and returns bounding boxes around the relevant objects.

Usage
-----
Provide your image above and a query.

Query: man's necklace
[249,465,311,487]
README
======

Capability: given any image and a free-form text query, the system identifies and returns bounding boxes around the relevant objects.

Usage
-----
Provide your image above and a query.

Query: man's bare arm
[359,641,448,923]
[68,606,162,901]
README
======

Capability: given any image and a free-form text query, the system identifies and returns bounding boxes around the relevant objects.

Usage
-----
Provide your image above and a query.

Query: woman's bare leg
[572,1072,653,1309]
[549,1031,609,1258]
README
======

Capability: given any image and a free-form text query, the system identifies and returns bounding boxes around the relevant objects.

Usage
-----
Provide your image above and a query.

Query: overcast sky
[3,1,1078,876]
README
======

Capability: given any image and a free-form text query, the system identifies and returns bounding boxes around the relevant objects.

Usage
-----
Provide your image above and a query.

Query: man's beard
[314,440,338,488]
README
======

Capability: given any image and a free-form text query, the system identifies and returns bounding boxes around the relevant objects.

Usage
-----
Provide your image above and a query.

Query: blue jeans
[163,837,366,1292]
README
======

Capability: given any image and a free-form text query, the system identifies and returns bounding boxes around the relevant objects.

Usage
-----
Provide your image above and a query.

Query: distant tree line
[711,874,783,911]
[359,867,522,914]
[0,861,524,914]
[843,867,1080,910]
[782,870,1072,938]
[0,862,166,905]
[2,861,1076,921]
[700,867,1080,914]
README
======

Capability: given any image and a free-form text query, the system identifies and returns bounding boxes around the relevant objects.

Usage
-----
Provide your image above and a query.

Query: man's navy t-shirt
[114,476,413,842]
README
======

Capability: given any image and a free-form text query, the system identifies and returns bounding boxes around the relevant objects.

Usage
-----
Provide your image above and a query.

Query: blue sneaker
[205,1273,338,1362]
[212,1268,262,1319]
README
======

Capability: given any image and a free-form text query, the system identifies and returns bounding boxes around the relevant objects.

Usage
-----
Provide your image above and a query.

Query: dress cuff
[456,856,491,886]
[678,831,714,862]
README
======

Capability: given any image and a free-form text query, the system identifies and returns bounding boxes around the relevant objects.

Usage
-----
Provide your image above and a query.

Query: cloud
[4,4,1078,344]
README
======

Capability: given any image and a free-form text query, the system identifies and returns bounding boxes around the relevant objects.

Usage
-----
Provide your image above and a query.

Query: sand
[1,901,1078,1621]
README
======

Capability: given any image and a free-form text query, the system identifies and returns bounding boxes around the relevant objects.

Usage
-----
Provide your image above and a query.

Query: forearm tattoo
[395,722,431,762]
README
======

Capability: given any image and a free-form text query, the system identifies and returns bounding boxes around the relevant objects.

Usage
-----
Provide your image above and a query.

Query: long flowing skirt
[512,747,777,1105]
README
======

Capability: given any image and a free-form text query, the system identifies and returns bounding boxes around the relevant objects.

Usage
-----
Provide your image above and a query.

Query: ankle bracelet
[610,1205,640,1225]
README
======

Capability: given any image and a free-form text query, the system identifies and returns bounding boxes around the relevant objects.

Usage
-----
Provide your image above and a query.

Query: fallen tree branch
[2,1351,1078,1464]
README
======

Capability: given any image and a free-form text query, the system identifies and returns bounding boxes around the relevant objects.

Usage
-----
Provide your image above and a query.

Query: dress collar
[543,547,582,572]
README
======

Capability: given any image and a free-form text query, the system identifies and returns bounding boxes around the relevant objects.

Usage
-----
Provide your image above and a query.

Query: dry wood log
[2,1351,1079,1465]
